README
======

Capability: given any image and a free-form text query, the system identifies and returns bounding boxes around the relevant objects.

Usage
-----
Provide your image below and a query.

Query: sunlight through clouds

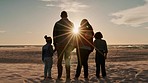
[41,0,89,12]
[111,0,148,27]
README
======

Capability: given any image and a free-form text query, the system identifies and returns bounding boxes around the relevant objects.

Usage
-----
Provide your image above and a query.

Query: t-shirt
[42,43,54,61]
[94,39,108,53]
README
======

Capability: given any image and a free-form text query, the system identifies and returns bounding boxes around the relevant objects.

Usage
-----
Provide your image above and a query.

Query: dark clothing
[42,43,54,78]
[42,43,54,62]
[53,18,74,47]
[78,25,94,51]
[94,39,108,53]
[56,45,74,79]
[75,23,94,78]
[53,18,74,79]
[95,50,106,77]
[75,49,91,78]
[94,39,108,77]
[44,57,53,78]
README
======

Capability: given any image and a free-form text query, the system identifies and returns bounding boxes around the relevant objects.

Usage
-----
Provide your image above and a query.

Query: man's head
[60,11,68,18]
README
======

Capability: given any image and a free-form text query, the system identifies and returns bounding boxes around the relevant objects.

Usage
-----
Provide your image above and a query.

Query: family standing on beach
[42,11,108,81]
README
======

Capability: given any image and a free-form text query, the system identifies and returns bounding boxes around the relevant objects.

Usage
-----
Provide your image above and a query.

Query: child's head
[44,35,52,44]
[94,32,103,39]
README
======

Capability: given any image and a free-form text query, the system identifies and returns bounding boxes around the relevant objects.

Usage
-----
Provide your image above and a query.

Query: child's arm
[104,40,108,59]
[42,49,44,62]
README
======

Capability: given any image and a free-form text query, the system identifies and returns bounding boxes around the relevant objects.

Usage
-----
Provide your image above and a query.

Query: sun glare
[73,22,79,34]
[73,27,79,34]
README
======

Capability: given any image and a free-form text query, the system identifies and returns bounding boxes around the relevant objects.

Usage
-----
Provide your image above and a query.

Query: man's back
[52,11,74,79]
[53,18,73,46]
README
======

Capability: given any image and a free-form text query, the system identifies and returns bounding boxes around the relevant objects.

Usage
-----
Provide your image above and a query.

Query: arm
[90,26,94,52]
[104,40,108,59]
[42,47,44,62]
[53,23,58,47]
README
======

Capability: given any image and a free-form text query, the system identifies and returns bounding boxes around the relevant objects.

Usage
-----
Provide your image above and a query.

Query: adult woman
[75,19,94,79]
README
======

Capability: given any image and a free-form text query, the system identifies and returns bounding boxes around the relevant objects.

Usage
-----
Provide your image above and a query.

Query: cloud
[41,0,89,12]
[46,4,55,7]
[0,30,6,33]
[41,0,57,1]
[111,0,148,27]
[144,27,148,29]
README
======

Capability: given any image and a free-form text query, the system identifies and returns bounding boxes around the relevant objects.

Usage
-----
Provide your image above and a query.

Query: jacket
[77,24,94,51]
[53,18,74,48]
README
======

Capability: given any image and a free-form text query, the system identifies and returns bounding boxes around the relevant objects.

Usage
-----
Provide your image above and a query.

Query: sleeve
[90,26,94,51]
[42,47,44,62]
[94,40,96,49]
[104,40,108,53]
[53,23,58,47]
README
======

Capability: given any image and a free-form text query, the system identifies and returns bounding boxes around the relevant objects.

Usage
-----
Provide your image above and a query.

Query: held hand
[104,53,107,59]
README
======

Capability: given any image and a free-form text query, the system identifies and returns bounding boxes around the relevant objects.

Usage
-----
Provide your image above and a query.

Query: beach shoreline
[0,45,148,83]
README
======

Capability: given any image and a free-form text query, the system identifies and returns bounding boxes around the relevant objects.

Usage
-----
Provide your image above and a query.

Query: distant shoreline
[0,44,148,49]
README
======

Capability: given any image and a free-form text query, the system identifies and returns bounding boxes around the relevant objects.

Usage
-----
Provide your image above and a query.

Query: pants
[56,45,74,79]
[95,51,106,77]
[75,49,91,78]
[44,57,53,78]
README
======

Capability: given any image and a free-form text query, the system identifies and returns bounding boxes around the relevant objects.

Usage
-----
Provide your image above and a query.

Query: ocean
[0,44,148,63]
[0,44,148,49]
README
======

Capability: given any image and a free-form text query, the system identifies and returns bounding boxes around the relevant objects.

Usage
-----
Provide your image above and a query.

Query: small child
[94,32,108,78]
[42,35,55,80]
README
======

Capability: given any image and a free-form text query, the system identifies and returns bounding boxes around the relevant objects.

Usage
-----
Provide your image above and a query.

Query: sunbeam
[73,22,80,34]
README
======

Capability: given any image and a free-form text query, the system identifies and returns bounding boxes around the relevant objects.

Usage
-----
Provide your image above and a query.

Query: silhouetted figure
[53,11,74,80]
[75,19,94,79]
[94,32,108,78]
[42,35,54,80]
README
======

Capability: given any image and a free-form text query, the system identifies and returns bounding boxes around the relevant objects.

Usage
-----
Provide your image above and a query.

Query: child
[42,35,55,80]
[94,32,108,78]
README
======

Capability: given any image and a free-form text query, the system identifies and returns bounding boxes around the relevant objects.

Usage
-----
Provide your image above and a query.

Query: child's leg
[101,57,106,77]
[95,55,100,78]
[47,57,53,78]
[44,59,48,78]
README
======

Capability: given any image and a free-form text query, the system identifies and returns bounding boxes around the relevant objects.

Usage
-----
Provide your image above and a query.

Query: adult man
[53,11,74,80]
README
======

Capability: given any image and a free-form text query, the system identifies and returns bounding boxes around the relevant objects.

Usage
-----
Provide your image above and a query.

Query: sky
[0,0,148,45]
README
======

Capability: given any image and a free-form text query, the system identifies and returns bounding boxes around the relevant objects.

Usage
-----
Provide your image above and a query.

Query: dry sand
[0,46,148,83]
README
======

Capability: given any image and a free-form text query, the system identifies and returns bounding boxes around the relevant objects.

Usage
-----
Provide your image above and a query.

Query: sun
[73,27,79,34]
[73,22,79,34]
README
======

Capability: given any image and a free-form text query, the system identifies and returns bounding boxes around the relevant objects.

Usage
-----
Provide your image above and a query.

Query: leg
[44,59,48,78]
[83,50,90,78]
[64,45,74,79]
[95,55,101,78]
[65,51,70,79]
[48,57,53,78]
[101,56,106,77]
[57,49,64,79]
[83,62,88,78]
[75,60,82,78]
[75,48,82,78]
